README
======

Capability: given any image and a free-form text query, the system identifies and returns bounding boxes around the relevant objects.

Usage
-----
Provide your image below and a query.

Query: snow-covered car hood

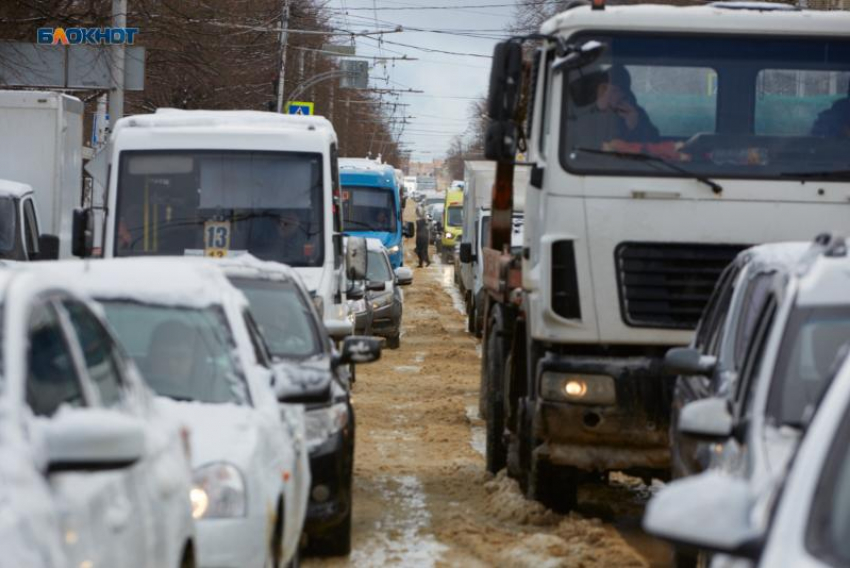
[272,358,334,402]
[154,398,261,469]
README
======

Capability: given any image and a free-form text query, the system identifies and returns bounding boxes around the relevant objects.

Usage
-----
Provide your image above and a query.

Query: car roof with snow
[0,179,32,199]
[542,3,850,36]
[34,257,247,310]
[791,239,850,308]
[213,255,309,289]
[736,241,812,275]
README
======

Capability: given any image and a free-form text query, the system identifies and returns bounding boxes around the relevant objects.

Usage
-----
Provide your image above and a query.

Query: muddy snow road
[306,248,673,568]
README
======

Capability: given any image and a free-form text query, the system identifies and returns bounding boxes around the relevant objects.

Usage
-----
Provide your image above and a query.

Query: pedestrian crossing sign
[285,101,314,116]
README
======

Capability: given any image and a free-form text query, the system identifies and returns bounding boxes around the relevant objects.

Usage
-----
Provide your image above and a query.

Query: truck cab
[339,159,410,269]
[0,180,59,262]
[479,2,850,511]
[441,189,464,263]
[77,109,356,324]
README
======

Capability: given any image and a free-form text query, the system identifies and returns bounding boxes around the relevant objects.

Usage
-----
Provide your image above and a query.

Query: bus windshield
[341,186,397,233]
[562,34,850,180]
[114,150,325,266]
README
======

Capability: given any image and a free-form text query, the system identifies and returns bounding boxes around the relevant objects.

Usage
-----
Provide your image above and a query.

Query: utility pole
[275,0,291,113]
[109,0,127,130]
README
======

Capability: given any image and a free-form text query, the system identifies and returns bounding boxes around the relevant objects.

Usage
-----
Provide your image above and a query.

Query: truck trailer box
[0,90,83,259]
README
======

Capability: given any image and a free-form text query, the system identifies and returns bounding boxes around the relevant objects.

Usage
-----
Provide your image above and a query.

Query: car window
[100,301,248,405]
[735,296,777,420]
[695,262,738,354]
[367,250,392,282]
[26,302,85,416]
[22,198,39,258]
[62,300,125,408]
[243,310,272,368]
[734,273,774,371]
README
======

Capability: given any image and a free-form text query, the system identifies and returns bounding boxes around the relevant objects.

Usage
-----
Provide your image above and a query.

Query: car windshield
[767,306,850,427]
[367,250,392,282]
[341,186,397,232]
[100,301,249,404]
[447,206,462,227]
[562,34,850,180]
[114,150,325,266]
[0,198,15,253]
[228,277,322,359]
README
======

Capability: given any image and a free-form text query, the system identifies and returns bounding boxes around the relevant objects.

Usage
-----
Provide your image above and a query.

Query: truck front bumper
[533,352,672,473]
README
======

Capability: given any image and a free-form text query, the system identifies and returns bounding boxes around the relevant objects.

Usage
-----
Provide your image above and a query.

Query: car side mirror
[333,335,382,368]
[643,471,762,559]
[71,207,94,258]
[459,242,475,264]
[324,318,353,341]
[403,221,415,238]
[367,281,386,292]
[42,410,146,473]
[347,284,365,301]
[395,267,413,286]
[35,233,60,261]
[678,397,734,439]
[663,347,717,376]
[346,236,368,281]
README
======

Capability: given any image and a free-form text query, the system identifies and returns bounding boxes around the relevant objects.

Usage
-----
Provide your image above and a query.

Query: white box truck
[0,90,83,259]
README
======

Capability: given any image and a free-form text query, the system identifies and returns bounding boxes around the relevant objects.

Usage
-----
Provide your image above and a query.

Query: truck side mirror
[485,120,518,161]
[346,236,368,281]
[35,234,60,261]
[487,41,523,121]
[459,242,475,264]
[71,208,94,258]
[403,221,415,238]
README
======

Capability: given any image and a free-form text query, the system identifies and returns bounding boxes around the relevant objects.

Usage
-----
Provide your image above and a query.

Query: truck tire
[527,454,578,513]
[485,308,508,473]
[467,298,476,334]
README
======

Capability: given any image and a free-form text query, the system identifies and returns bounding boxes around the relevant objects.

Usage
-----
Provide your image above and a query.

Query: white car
[0,265,195,568]
[45,258,310,568]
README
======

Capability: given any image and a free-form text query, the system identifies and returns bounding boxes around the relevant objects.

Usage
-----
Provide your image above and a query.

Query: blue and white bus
[339,159,410,268]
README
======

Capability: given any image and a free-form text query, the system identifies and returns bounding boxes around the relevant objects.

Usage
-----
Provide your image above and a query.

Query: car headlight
[348,299,367,315]
[305,402,349,451]
[540,372,616,405]
[191,463,247,519]
[388,245,400,254]
[445,232,454,239]
[371,291,394,310]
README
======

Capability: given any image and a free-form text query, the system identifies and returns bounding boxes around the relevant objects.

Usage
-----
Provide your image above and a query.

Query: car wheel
[308,509,352,556]
[526,453,578,513]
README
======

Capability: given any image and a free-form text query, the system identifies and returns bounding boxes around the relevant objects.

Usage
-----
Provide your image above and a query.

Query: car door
[56,298,153,567]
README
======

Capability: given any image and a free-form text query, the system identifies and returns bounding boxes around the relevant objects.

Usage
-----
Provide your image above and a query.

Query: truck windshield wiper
[779,169,850,180]
[572,147,724,195]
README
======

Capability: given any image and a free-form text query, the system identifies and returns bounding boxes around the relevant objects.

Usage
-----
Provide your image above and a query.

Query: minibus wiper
[573,147,724,195]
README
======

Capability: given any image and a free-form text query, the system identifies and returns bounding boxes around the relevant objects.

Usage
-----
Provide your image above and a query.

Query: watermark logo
[37,27,139,45]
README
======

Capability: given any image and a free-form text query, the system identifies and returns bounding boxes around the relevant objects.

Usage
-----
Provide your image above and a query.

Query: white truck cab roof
[542,3,850,36]
[0,179,32,199]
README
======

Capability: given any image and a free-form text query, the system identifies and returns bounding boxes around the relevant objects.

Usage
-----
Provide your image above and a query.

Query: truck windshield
[114,150,324,266]
[100,301,249,405]
[0,198,14,252]
[446,206,463,227]
[766,306,850,428]
[341,186,397,232]
[562,34,850,180]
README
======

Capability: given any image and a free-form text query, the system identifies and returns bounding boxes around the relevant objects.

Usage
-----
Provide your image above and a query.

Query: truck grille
[616,242,745,329]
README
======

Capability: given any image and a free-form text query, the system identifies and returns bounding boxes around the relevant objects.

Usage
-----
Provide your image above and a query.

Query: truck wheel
[485,311,508,473]
[467,300,476,334]
[527,454,578,513]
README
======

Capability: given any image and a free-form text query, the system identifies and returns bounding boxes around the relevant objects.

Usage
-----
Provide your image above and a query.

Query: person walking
[415,211,431,267]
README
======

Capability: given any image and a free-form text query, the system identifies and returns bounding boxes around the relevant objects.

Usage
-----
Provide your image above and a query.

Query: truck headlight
[305,402,349,452]
[191,463,247,519]
[388,245,400,254]
[371,291,394,310]
[540,372,616,405]
[445,232,453,239]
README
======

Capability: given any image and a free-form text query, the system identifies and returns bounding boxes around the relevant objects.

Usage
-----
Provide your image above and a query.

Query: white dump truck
[478,1,850,512]
[74,109,364,331]
[0,90,83,259]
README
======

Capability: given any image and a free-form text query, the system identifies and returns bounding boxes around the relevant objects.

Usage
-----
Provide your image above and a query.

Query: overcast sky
[324,1,517,162]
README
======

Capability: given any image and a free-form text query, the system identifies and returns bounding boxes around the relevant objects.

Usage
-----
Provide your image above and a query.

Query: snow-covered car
[0,265,195,568]
[644,345,850,568]
[648,234,850,566]
[44,258,309,568]
[217,256,382,556]
[665,242,809,480]
[352,239,413,349]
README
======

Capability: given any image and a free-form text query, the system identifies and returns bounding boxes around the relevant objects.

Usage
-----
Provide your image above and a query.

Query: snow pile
[483,471,560,526]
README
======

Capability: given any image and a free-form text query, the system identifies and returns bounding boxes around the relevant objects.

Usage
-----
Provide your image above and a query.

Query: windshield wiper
[779,169,850,181]
[573,147,724,195]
